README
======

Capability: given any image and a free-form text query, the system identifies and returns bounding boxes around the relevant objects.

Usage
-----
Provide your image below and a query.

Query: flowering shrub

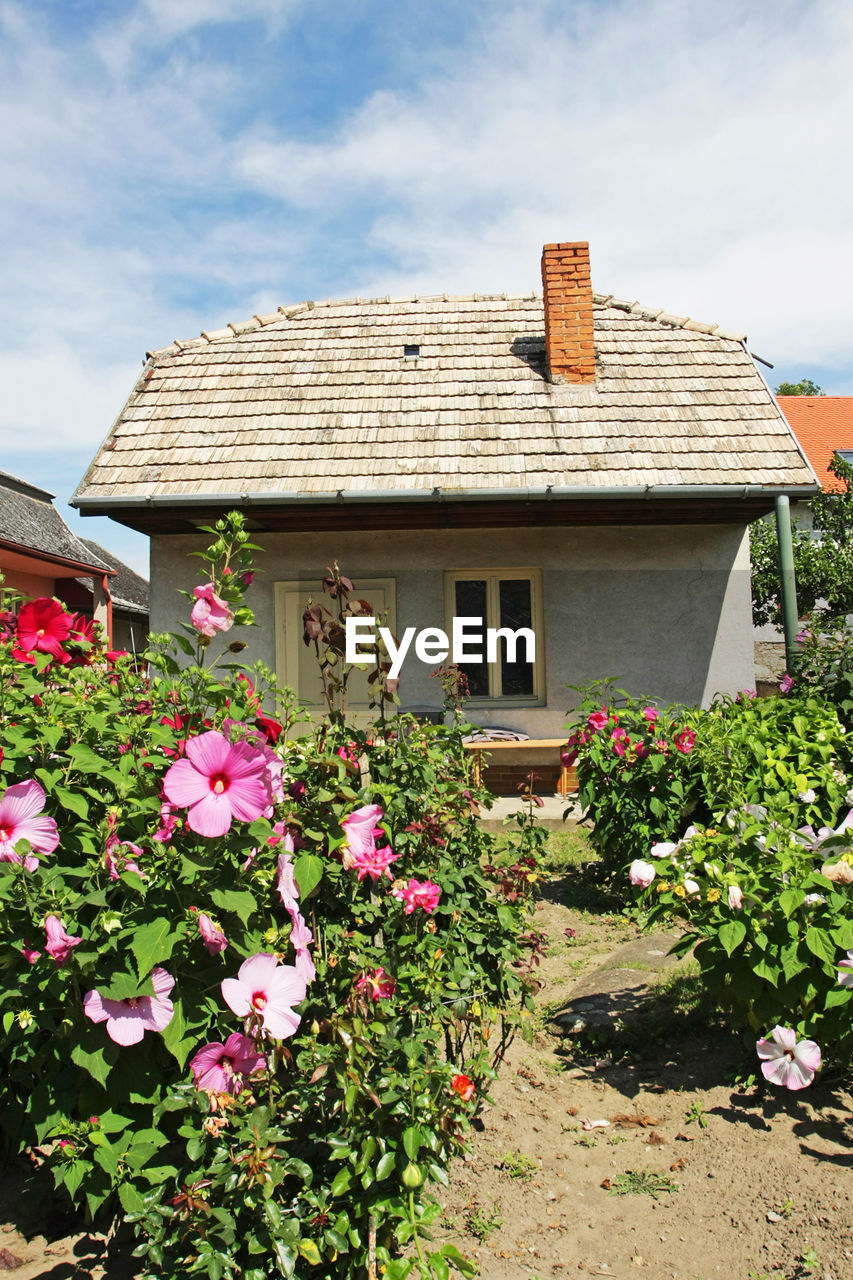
[0,518,538,1279]
[632,804,853,1077]
[564,681,702,878]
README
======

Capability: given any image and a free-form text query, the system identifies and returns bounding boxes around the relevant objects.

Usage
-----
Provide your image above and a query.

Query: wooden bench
[463,737,571,797]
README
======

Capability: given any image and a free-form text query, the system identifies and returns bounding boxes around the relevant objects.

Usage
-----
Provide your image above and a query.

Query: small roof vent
[403,344,420,359]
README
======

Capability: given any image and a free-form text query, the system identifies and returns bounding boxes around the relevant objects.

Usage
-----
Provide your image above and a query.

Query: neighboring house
[752,395,853,690]
[0,469,116,639]
[73,241,817,747]
[57,538,150,655]
[776,395,853,498]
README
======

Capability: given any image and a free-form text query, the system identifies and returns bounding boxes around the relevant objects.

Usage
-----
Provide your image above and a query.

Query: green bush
[564,681,702,877]
[0,517,538,1279]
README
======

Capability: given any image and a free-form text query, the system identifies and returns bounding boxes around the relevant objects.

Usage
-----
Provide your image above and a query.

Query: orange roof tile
[777,396,853,491]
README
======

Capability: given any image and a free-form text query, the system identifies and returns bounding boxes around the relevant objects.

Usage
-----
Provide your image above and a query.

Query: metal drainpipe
[774,495,799,671]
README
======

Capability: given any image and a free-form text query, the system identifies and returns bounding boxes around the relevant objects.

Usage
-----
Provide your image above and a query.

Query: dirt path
[435,878,853,1280]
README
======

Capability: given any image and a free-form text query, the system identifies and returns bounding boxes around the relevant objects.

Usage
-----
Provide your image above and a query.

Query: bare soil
[434,873,853,1280]
[2,866,851,1280]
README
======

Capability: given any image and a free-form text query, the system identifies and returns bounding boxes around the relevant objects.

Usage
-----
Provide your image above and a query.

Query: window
[443,568,544,704]
[274,578,397,725]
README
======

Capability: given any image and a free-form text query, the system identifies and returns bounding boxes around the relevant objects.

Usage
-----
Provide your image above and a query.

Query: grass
[499,1149,539,1181]
[464,1202,503,1243]
[606,1169,679,1199]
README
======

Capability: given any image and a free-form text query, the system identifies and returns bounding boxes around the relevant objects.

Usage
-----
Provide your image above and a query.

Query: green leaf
[130,917,178,980]
[718,919,746,956]
[375,1150,396,1181]
[118,1181,146,1214]
[824,985,852,1009]
[293,854,323,900]
[100,970,154,1002]
[93,1141,120,1179]
[62,1159,92,1200]
[778,888,804,918]
[402,1126,422,1160]
[427,1253,450,1280]
[161,997,193,1068]
[330,1167,352,1197]
[54,786,89,820]
[298,1240,322,1266]
[67,743,109,775]
[805,926,837,964]
[209,887,257,926]
[71,1040,115,1087]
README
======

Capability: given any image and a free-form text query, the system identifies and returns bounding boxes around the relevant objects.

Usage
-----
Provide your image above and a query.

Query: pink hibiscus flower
[0,779,59,869]
[756,1026,821,1090]
[392,877,441,914]
[153,799,180,843]
[355,967,396,1000]
[162,730,271,838]
[83,967,175,1046]
[642,706,659,724]
[44,916,82,966]
[197,912,228,955]
[14,598,73,662]
[221,953,306,1040]
[341,804,400,882]
[587,710,609,731]
[276,844,300,914]
[189,1033,266,1095]
[673,728,696,754]
[21,943,40,963]
[837,949,853,988]
[289,909,316,984]
[190,584,234,638]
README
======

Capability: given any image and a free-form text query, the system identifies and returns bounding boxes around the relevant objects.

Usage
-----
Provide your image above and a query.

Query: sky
[2,0,852,578]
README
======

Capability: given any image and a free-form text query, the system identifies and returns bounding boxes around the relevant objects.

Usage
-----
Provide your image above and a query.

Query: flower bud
[402,1162,422,1188]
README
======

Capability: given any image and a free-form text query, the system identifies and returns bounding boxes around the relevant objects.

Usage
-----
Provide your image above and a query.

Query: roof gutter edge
[72,483,820,510]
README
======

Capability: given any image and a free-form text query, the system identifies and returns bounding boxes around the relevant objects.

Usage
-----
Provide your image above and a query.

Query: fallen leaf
[0,1250,23,1272]
[674,1131,696,1142]
[566,1106,579,1116]
[600,1177,613,1190]
[647,1131,666,1146]
[670,1157,689,1172]
[614,1113,662,1128]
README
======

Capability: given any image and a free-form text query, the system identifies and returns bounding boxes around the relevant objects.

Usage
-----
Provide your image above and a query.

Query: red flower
[451,1073,475,1102]
[674,728,696,754]
[14,598,73,662]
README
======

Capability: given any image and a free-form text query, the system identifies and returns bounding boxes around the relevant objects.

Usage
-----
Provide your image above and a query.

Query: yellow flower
[707,887,721,903]
[673,884,686,898]
[17,1010,34,1029]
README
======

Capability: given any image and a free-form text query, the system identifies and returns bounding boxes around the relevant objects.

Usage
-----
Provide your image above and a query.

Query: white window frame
[443,567,545,706]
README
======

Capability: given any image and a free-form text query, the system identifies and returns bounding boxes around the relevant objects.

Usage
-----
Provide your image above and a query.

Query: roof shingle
[73,292,817,507]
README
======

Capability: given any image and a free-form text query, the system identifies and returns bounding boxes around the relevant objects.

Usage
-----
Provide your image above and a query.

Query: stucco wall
[151,522,754,734]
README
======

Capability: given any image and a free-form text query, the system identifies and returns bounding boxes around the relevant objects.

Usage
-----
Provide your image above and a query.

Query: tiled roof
[0,470,114,572]
[73,292,817,507]
[776,397,853,491]
[78,538,149,614]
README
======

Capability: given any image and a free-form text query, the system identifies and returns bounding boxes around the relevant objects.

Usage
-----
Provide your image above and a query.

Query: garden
[0,515,851,1280]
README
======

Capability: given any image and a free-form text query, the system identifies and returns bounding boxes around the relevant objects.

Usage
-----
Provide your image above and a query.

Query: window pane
[454,579,489,697]
[498,578,534,696]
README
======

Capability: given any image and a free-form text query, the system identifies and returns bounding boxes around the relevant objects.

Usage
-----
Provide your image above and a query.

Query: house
[72,241,817,779]
[56,538,150,655]
[776,396,853,494]
[751,395,853,691]
[0,469,116,638]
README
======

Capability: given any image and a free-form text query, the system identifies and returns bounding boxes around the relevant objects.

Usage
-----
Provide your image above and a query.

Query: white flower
[727,884,743,910]
[845,787,853,806]
[798,789,816,804]
[756,1026,821,1090]
[838,950,853,988]
[804,893,825,905]
[684,877,701,897]
[629,859,656,888]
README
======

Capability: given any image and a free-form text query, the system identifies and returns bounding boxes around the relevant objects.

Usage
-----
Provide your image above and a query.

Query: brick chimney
[541,241,595,383]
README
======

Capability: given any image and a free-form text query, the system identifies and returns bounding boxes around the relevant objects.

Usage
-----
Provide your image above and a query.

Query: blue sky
[2,0,852,577]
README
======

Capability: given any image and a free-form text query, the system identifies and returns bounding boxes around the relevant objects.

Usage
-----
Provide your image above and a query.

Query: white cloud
[234,0,853,368]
